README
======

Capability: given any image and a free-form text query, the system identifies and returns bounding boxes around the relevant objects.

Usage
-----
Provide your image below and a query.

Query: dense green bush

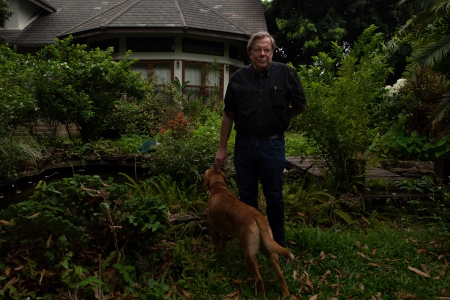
[293,25,391,193]
[31,37,150,143]
[146,110,224,184]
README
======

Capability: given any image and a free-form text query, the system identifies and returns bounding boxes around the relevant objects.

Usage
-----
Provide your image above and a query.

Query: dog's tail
[256,219,295,260]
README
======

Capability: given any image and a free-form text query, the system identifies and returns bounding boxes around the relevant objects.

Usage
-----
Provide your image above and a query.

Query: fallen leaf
[2,277,18,291]
[178,286,191,298]
[27,212,40,219]
[357,252,372,260]
[361,284,364,291]
[321,269,331,282]
[226,292,237,297]
[320,251,325,261]
[39,269,45,285]
[421,264,429,274]
[368,263,380,267]
[335,269,343,277]
[304,272,314,289]
[14,265,24,271]
[46,234,52,248]
[0,220,9,226]
[309,295,318,300]
[408,266,430,278]
[371,249,377,255]
[5,266,10,277]
[292,270,298,280]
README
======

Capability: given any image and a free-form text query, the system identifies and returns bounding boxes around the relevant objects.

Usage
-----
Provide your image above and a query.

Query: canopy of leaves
[264,0,420,66]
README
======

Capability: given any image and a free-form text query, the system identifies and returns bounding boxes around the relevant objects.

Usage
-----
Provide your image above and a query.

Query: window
[182,38,224,56]
[90,38,120,53]
[183,62,223,101]
[229,43,246,61]
[127,37,175,52]
[131,61,174,84]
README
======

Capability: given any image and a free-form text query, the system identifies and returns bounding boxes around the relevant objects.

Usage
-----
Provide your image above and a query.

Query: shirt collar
[249,63,272,77]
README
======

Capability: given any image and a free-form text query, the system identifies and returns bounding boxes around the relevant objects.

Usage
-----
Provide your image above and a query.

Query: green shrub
[293,25,391,193]
[0,174,168,297]
[285,132,319,156]
[32,36,150,143]
[146,110,227,185]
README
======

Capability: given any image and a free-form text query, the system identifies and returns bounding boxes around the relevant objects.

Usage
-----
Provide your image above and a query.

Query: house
[1,0,267,99]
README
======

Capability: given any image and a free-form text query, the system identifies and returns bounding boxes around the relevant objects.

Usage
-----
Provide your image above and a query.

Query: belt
[247,133,284,140]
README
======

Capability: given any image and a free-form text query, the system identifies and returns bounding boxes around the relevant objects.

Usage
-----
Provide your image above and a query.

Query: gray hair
[247,31,276,52]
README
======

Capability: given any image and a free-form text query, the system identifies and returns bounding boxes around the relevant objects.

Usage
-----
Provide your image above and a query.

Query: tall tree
[0,0,13,44]
[264,0,421,66]
[0,0,12,27]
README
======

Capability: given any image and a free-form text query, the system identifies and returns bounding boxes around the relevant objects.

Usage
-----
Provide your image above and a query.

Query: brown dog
[203,168,294,298]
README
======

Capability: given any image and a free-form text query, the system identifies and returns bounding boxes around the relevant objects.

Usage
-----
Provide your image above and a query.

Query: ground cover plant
[1,172,449,299]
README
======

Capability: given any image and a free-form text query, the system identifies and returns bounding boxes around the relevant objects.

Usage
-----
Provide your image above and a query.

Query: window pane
[153,64,172,85]
[90,38,120,53]
[131,63,148,80]
[182,38,224,56]
[185,65,201,86]
[127,37,175,52]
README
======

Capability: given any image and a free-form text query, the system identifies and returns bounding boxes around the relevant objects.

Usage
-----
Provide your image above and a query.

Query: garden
[0,21,450,300]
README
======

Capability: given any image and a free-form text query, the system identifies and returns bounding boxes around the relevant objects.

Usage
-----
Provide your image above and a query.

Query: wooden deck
[286,157,404,182]
[285,157,438,210]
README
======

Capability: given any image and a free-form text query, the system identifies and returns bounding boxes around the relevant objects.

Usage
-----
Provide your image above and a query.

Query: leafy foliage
[293,26,391,193]
[0,174,168,298]
[146,110,224,185]
[265,0,419,66]
[0,45,36,136]
[31,37,150,143]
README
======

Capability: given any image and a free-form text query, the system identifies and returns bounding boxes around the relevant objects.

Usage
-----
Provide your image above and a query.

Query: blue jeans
[233,134,287,246]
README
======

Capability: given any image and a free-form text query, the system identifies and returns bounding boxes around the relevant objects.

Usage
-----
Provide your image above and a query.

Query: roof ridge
[197,0,250,36]
[173,0,187,28]
[29,0,56,13]
[58,0,141,37]
[99,0,142,28]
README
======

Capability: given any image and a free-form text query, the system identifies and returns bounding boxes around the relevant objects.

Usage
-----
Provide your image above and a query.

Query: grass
[150,216,449,299]
[1,169,449,299]
[123,174,450,299]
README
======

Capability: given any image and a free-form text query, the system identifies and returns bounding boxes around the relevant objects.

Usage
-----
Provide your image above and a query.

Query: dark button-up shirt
[224,61,306,138]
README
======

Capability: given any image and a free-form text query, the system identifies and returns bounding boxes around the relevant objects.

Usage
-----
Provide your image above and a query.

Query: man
[213,31,307,246]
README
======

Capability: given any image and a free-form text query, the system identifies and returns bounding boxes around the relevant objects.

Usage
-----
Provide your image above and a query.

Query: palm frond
[413,34,450,67]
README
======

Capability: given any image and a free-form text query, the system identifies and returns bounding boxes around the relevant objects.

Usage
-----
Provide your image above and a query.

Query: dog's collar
[207,185,227,195]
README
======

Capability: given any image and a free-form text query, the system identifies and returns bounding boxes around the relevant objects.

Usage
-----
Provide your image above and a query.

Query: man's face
[248,37,273,73]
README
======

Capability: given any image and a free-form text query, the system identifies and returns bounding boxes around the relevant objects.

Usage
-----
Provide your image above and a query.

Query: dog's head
[204,168,228,190]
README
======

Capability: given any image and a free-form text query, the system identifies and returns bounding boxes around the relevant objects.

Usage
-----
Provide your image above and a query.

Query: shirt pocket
[235,86,256,111]
[269,85,287,109]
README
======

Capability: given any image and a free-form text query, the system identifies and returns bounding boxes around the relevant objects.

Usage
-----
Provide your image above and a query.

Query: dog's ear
[203,168,212,188]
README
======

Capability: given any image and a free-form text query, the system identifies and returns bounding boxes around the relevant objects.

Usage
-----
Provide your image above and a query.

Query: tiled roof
[2,0,267,47]
[29,0,56,12]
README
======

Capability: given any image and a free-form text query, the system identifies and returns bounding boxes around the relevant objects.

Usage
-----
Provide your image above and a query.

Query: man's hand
[214,148,228,173]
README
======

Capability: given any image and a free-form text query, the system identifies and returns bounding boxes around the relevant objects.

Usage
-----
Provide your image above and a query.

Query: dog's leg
[262,249,290,298]
[243,250,265,297]
[241,232,265,297]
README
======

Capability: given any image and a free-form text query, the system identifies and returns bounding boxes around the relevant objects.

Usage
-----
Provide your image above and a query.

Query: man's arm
[214,111,234,172]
